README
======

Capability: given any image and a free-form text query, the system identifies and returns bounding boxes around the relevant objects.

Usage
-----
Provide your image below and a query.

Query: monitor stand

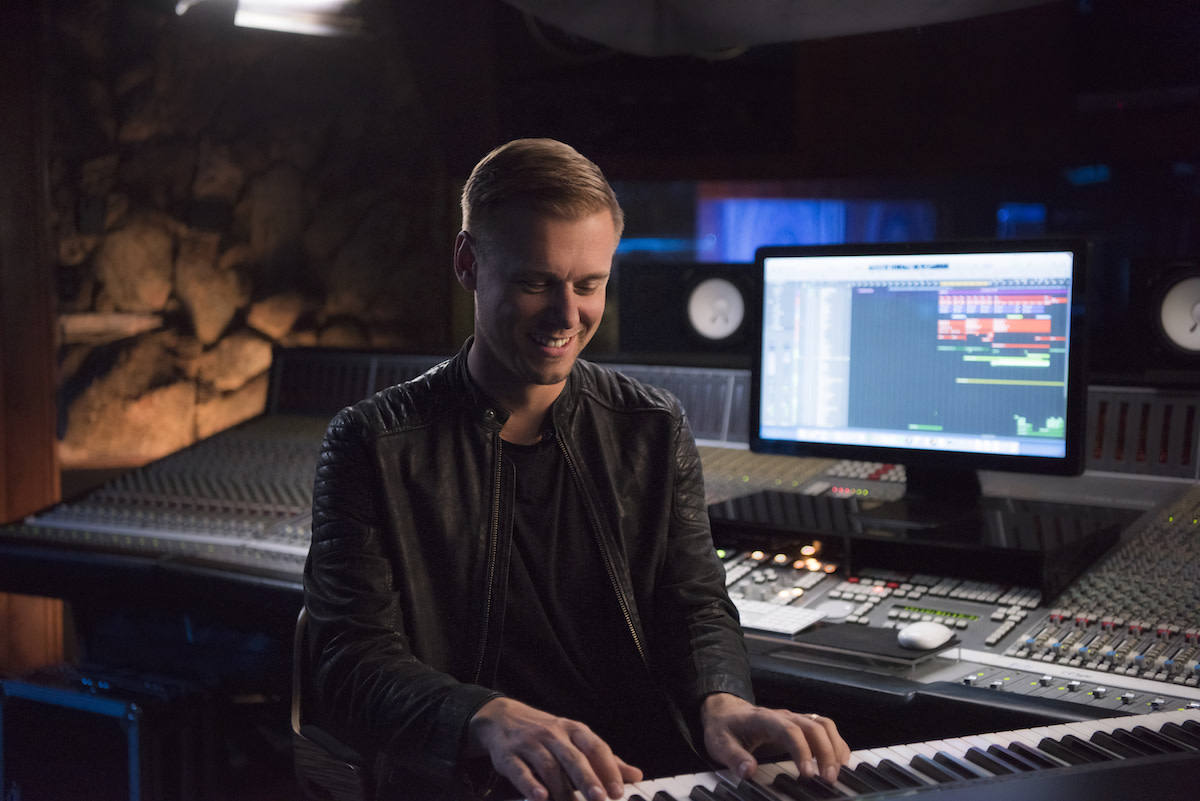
[856,465,983,530]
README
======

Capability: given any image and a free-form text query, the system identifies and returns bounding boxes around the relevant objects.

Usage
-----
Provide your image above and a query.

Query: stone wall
[49,0,453,469]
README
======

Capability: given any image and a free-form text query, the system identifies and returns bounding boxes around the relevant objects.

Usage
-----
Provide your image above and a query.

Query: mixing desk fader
[3,414,324,579]
[716,481,1200,717]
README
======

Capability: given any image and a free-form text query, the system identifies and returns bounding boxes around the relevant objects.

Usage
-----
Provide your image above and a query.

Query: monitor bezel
[748,237,1090,479]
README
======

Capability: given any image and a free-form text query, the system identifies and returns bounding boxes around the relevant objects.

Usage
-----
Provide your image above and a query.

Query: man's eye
[518,280,548,292]
[576,283,602,295]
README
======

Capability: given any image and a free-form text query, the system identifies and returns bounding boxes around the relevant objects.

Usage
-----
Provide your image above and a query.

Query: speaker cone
[1157,273,1200,355]
[686,277,745,341]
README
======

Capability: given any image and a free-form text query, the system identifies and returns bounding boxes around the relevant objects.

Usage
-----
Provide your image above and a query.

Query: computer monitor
[750,238,1089,526]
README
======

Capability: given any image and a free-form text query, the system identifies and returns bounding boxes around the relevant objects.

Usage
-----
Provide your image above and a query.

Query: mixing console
[719,482,1200,716]
[6,414,325,578]
[1005,487,1200,685]
[1,412,1198,720]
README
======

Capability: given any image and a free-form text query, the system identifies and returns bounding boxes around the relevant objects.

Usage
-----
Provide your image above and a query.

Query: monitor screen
[750,239,1089,523]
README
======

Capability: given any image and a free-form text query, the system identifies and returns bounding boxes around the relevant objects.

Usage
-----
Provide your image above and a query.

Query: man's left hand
[700,693,851,785]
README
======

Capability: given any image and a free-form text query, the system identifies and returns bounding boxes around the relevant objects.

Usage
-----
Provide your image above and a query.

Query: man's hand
[467,697,643,801]
[701,693,851,785]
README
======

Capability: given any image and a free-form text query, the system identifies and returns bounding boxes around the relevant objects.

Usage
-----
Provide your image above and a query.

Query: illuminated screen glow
[755,244,1083,466]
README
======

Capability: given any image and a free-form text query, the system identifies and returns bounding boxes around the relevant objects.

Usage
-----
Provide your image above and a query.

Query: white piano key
[531,708,1200,801]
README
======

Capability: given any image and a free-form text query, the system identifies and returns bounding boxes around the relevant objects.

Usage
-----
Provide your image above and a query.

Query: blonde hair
[461,138,624,255]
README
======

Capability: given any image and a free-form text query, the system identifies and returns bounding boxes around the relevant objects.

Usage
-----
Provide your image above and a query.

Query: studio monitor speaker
[617,262,757,366]
[1129,258,1200,379]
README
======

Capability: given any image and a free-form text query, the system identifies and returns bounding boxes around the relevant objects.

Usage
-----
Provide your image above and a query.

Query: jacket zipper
[558,435,705,763]
[556,435,650,670]
[472,434,503,683]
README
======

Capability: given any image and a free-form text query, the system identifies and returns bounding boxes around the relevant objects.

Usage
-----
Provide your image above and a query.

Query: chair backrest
[291,607,374,801]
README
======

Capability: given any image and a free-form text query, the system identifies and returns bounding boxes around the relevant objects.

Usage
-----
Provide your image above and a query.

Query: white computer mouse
[897,620,955,650]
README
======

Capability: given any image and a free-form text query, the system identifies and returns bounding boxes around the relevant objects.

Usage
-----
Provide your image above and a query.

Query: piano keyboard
[524,708,1200,801]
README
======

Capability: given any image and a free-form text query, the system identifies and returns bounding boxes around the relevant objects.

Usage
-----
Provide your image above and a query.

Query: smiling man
[303,139,850,801]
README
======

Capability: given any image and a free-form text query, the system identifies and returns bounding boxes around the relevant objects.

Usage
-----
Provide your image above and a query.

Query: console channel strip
[3,415,325,577]
[719,483,1200,714]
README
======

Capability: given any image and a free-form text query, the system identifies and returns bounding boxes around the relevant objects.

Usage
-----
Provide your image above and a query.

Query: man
[304,138,850,801]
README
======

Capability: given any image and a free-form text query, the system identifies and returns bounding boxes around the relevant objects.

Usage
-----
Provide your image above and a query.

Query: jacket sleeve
[302,405,500,791]
[652,404,756,726]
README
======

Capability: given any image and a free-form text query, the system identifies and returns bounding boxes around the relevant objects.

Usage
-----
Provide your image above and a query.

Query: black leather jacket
[303,340,753,797]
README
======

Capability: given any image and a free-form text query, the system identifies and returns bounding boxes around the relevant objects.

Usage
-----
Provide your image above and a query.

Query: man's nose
[545,284,579,327]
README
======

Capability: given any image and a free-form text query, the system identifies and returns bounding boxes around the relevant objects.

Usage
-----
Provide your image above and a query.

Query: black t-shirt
[493,431,703,778]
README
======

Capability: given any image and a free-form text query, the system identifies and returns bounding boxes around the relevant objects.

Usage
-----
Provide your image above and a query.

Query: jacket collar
[449,336,588,432]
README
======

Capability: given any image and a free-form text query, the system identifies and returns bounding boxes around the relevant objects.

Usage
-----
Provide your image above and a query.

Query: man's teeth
[533,334,569,348]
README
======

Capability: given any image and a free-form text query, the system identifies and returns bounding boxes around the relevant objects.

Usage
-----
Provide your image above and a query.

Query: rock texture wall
[49,0,453,469]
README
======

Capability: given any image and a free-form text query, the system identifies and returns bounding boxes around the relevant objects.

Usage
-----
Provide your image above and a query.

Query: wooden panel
[1,0,63,671]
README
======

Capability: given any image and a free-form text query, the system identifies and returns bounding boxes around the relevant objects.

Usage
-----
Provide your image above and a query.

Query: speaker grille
[610,364,751,445]
[1086,387,1199,479]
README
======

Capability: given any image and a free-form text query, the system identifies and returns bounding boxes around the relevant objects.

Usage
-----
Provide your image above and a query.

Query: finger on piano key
[758,762,854,796]
[645,770,722,801]
[747,761,796,792]
[769,771,845,800]
[732,776,788,801]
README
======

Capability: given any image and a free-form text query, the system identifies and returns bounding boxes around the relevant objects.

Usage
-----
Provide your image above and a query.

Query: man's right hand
[466,696,643,801]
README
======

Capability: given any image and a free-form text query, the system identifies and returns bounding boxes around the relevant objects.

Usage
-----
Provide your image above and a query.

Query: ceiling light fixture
[175,0,364,37]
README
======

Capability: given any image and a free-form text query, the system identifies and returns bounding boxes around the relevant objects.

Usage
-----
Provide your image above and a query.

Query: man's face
[456,206,617,401]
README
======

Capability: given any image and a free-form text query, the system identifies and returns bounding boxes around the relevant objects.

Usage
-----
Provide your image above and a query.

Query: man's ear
[454,230,478,291]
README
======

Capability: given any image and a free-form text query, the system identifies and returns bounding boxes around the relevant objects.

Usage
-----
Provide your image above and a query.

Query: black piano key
[909,754,959,783]
[1091,730,1147,758]
[737,778,788,801]
[653,793,681,801]
[986,744,1041,772]
[1182,719,1200,737]
[1110,728,1163,756]
[770,773,837,801]
[932,751,991,779]
[806,775,846,799]
[875,757,928,788]
[710,782,746,801]
[1009,741,1070,769]
[1132,725,1194,753]
[835,766,890,795]
[1037,736,1096,765]
[964,746,1016,775]
[1060,734,1123,762]
[1162,722,1200,750]
[629,796,649,801]
[852,762,905,791]
[775,771,846,800]
[689,785,722,801]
